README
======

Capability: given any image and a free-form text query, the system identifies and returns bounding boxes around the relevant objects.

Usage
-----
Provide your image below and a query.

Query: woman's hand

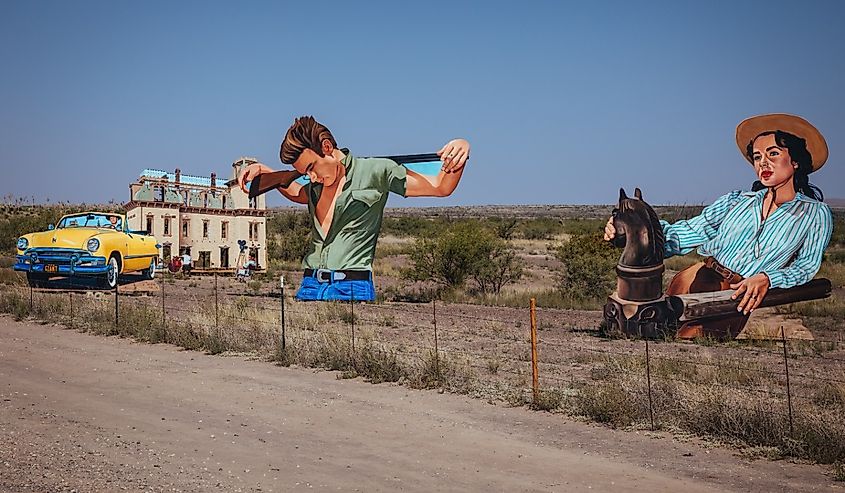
[438,139,470,173]
[238,162,275,193]
[730,273,771,315]
[603,216,616,241]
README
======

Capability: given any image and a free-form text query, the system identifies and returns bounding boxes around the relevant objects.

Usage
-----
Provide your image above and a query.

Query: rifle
[247,153,443,199]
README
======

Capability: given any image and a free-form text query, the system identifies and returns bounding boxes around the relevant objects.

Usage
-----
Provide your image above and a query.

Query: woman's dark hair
[279,116,338,164]
[747,130,823,201]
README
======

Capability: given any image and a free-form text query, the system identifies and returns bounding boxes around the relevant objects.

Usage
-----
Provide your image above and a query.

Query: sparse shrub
[554,232,618,300]
[492,218,518,240]
[569,379,645,426]
[405,221,522,294]
[518,218,563,240]
[381,216,443,237]
[811,382,845,409]
[352,341,404,384]
[266,210,312,263]
[530,389,566,412]
[561,219,605,236]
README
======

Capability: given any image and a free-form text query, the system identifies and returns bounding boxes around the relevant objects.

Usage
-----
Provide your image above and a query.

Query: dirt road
[0,316,836,492]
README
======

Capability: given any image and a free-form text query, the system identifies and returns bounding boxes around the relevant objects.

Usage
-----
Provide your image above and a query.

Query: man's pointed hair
[279,116,338,164]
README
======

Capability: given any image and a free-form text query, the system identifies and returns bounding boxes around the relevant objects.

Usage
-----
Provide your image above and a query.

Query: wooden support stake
[433,299,440,377]
[530,298,539,404]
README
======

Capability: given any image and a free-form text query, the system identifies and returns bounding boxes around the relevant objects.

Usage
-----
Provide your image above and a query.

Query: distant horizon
[3,195,844,210]
[3,2,844,206]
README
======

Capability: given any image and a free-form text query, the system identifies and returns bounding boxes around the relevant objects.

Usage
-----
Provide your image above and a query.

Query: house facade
[125,157,268,272]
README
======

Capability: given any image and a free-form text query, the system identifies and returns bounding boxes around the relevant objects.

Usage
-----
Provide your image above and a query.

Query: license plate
[44,264,58,273]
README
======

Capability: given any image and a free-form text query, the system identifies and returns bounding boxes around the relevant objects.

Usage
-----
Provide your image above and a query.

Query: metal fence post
[530,298,539,404]
[350,288,355,355]
[214,272,219,328]
[280,275,286,351]
[781,325,794,435]
[29,282,33,312]
[114,283,119,332]
[68,291,73,329]
[645,338,655,431]
[432,298,440,376]
[160,271,166,335]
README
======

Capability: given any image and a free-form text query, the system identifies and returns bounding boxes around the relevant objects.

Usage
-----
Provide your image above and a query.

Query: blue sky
[2,0,843,207]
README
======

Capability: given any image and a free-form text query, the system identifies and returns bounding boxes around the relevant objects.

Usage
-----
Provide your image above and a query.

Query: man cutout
[239,116,470,301]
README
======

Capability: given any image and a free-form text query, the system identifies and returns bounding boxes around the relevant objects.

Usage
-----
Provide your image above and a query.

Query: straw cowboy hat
[736,113,828,172]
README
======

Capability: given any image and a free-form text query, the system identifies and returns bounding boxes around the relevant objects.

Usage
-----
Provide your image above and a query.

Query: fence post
[279,275,286,351]
[432,298,440,377]
[350,288,355,355]
[68,291,73,329]
[114,283,119,332]
[530,298,539,405]
[29,282,33,312]
[645,339,655,431]
[214,272,219,328]
[781,325,794,435]
[160,271,166,335]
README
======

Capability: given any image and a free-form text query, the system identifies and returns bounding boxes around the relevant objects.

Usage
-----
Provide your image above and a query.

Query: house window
[220,247,229,268]
[203,220,209,238]
[249,222,260,241]
[145,215,154,235]
[182,219,190,237]
[163,217,171,236]
[221,221,228,240]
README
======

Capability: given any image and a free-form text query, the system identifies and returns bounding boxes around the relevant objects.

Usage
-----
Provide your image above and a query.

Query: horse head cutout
[611,187,665,268]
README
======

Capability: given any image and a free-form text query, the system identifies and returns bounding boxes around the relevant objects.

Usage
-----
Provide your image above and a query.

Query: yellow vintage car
[15,212,159,289]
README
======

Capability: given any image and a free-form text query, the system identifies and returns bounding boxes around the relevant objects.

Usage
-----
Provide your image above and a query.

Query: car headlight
[17,237,28,250]
[86,238,100,253]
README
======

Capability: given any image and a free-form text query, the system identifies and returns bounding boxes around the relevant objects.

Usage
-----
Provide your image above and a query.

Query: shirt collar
[340,149,353,171]
[749,187,809,207]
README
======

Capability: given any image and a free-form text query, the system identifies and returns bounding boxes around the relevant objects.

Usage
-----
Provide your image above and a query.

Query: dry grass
[553,353,845,464]
[2,280,844,465]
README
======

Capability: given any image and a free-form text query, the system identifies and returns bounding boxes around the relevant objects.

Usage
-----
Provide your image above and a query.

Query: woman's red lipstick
[761,171,773,179]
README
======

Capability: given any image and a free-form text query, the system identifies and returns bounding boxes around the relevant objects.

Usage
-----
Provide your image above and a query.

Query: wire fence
[2,269,845,463]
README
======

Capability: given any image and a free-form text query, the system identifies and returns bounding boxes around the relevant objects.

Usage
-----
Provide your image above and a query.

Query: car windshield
[58,214,122,230]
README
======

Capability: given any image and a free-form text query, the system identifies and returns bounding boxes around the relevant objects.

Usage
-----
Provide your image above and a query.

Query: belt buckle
[315,269,332,283]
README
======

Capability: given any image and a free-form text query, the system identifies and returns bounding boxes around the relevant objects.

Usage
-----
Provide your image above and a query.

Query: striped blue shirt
[660,189,833,289]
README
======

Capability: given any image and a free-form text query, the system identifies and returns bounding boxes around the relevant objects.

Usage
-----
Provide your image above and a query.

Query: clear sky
[2,0,843,207]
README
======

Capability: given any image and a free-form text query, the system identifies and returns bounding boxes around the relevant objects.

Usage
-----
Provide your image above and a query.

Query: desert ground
[1,315,839,493]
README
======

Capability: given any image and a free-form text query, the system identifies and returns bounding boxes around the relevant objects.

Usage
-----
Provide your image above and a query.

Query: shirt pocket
[350,188,383,208]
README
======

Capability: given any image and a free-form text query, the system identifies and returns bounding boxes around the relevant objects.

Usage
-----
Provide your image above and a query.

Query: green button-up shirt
[302,152,407,271]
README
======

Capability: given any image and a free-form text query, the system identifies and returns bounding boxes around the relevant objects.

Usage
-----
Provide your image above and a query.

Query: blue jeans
[296,274,376,301]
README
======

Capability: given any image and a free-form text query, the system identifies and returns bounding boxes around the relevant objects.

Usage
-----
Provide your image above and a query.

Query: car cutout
[14,211,160,289]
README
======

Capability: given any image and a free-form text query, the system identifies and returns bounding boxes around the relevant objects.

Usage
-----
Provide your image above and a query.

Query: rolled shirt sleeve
[763,203,833,289]
[661,190,744,258]
[386,161,408,197]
